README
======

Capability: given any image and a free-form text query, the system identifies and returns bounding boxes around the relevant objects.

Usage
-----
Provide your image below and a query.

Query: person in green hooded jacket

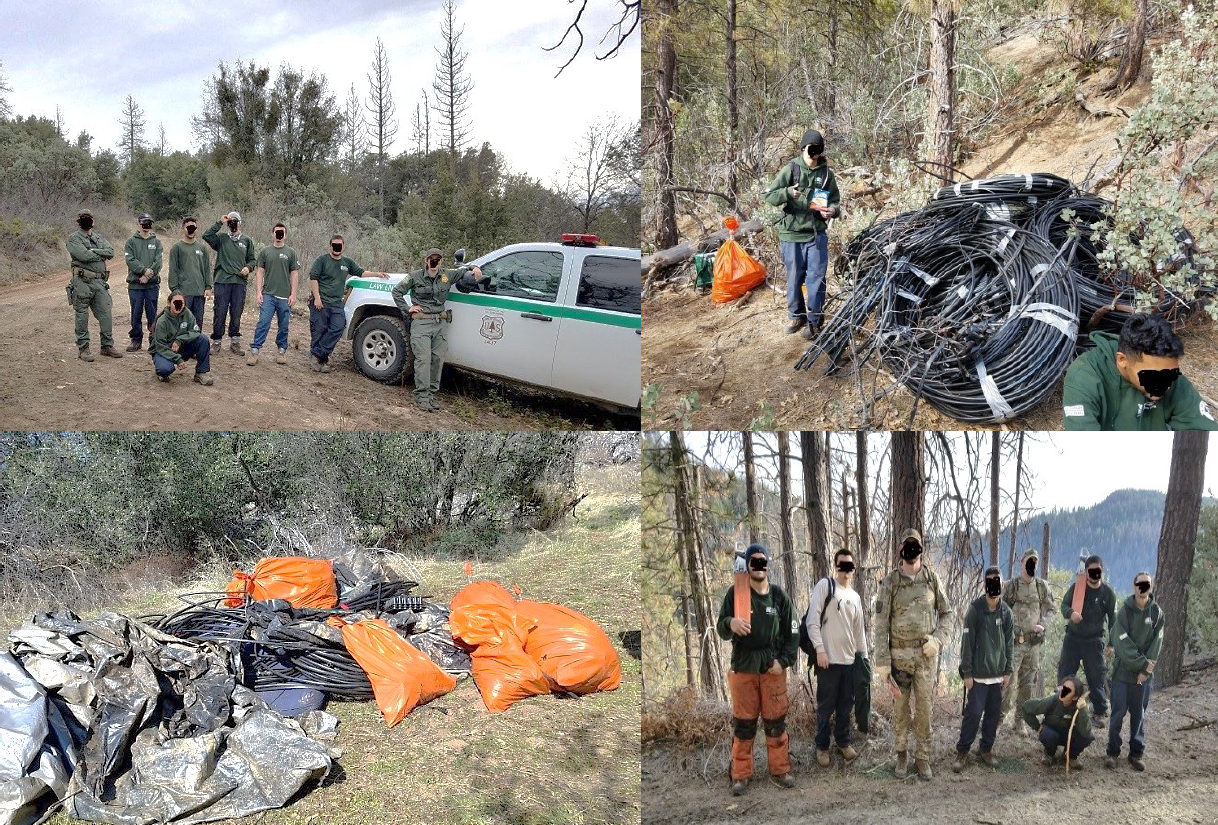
[762,129,841,339]
[1105,572,1164,772]
[123,213,163,352]
[1062,313,1218,430]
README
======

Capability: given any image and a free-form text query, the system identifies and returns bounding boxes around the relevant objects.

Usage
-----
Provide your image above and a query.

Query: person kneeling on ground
[1062,313,1218,430]
[152,290,213,385]
[1022,675,1093,769]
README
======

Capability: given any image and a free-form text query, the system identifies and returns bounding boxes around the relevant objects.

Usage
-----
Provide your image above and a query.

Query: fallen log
[641,218,766,274]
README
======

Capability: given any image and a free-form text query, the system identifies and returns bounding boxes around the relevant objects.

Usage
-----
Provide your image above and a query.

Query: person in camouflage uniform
[1001,548,1055,733]
[874,528,954,781]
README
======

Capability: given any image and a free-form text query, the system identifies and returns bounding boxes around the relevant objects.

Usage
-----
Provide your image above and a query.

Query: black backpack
[798,577,836,666]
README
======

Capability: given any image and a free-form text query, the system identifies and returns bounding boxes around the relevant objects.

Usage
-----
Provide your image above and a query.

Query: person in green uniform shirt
[1058,553,1117,723]
[123,212,163,352]
[203,210,256,355]
[168,216,212,326]
[65,209,123,362]
[151,290,212,385]
[390,248,488,411]
[1062,313,1218,430]
[715,544,798,796]
[247,222,299,366]
[1022,675,1094,767]
[307,235,386,373]
[1105,572,1164,772]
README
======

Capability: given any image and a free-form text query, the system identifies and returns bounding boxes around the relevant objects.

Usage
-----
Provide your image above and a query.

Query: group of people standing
[718,533,1165,795]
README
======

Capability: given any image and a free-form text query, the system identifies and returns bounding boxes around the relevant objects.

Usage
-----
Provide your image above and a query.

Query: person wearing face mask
[65,209,123,362]
[151,290,212,385]
[123,213,163,353]
[1062,313,1218,430]
[715,544,798,796]
[761,129,841,339]
[1000,549,1055,735]
[247,222,299,366]
[1058,553,1117,723]
[1022,675,1094,767]
[307,235,386,373]
[874,528,954,781]
[807,548,868,769]
[203,210,257,355]
[168,216,212,325]
[951,567,1014,773]
[391,248,488,411]
[1105,572,1164,772]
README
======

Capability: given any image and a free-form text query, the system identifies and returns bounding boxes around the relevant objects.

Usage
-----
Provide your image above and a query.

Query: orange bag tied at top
[341,619,457,727]
[449,580,550,713]
[223,556,338,609]
[516,601,622,695]
[711,238,766,304]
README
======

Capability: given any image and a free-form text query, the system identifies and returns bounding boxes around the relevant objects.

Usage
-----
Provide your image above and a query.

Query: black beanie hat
[745,543,770,563]
[800,129,824,155]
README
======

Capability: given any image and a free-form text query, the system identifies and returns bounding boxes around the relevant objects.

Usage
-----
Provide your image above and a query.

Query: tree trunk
[926,0,956,174]
[742,431,759,546]
[651,0,679,249]
[779,432,799,694]
[990,432,1000,569]
[801,432,830,583]
[1007,432,1025,579]
[1042,521,1051,575]
[855,432,872,636]
[824,433,835,550]
[725,0,738,211]
[890,432,925,567]
[670,432,698,688]
[1110,0,1149,92]
[1154,431,1209,689]
[827,5,838,121]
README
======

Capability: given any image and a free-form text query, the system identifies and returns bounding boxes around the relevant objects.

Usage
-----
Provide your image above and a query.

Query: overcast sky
[2,0,639,185]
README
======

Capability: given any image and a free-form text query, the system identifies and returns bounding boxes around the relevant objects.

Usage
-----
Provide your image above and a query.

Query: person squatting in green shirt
[123,212,162,353]
[247,222,300,366]
[151,290,213,385]
[1022,675,1094,767]
[168,216,212,328]
[307,234,385,373]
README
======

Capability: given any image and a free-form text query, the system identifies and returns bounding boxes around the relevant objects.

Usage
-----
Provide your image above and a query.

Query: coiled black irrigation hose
[795,172,1209,423]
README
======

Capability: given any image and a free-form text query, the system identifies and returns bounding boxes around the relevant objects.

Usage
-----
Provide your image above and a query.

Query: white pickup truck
[342,235,641,413]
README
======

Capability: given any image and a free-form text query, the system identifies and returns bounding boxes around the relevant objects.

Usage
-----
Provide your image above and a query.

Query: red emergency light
[561,233,601,247]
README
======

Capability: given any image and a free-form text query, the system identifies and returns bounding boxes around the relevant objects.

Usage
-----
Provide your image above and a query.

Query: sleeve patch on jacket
[1119,633,1128,640]
[1202,400,1214,421]
[1064,404,1085,417]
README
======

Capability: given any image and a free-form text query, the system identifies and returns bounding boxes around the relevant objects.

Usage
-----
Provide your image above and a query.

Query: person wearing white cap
[203,210,256,354]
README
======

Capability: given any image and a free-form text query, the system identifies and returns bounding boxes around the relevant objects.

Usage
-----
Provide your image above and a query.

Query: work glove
[922,637,940,658]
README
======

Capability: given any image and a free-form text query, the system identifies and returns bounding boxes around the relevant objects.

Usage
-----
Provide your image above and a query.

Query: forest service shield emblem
[480,315,504,341]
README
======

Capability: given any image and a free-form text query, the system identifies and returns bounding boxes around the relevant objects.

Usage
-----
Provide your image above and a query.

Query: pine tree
[118,94,147,165]
[431,0,473,157]
[365,38,398,223]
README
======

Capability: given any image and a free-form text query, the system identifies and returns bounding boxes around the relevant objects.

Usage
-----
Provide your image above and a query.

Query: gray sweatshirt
[807,577,869,665]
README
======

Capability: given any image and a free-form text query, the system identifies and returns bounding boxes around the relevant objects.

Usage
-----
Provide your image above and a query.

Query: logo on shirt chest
[340,265,348,272]
[278,253,288,260]
[195,250,203,256]
[764,606,776,616]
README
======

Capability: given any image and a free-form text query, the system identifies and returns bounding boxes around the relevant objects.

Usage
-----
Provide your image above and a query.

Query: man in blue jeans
[307,235,385,372]
[151,290,213,385]
[1105,572,1164,772]
[247,222,299,366]
[123,213,163,352]
[762,129,842,339]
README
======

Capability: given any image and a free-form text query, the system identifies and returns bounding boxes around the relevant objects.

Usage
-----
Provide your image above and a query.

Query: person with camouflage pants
[1001,548,1055,733]
[65,209,123,362]
[874,528,954,781]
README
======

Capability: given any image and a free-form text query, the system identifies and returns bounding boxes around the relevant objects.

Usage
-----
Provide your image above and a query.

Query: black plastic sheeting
[3,613,336,825]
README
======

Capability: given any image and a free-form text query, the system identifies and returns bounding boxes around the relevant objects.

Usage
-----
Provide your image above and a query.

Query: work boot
[893,752,908,778]
[193,372,214,386]
[769,773,795,789]
[415,399,433,412]
[125,340,142,352]
[839,745,858,762]
[816,749,831,768]
[785,318,806,334]
[915,758,932,781]
[78,347,95,362]
[425,397,440,411]
[275,348,287,364]
[230,339,244,355]
[800,325,815,340]
[1128,755,1145,772]
[1105,755,1118,770]
[310,355,324,372]
[211,339,220,353]
[157,374,169,382]
[1068,757,1085,771]
[100,345,123,358]
[980,752,997,768]
[1041,751,1057,766]
[246,349,259,366]
[951,752,968,773]
[730,780,747,797]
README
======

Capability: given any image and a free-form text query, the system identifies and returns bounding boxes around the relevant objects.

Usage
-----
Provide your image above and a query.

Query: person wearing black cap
[951,566,1014,773]
[391,248,488,411]
[715,543,798,796]
[65,209,123,361]
[123,213,163,352]
[1058,553,1117,722]
[762,129,842,339]
[168,216,212,325]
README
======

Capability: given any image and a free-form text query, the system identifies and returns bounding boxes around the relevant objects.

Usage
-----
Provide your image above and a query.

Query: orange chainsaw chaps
[222,556,338,609]
[516,600,622,694]
[711,239,766,304]
[341,619,457,727]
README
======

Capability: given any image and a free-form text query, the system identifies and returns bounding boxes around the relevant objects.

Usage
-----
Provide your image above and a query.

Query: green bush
[122,150,210,220]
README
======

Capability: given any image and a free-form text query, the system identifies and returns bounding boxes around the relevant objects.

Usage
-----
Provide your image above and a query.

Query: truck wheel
[353,315,412,384]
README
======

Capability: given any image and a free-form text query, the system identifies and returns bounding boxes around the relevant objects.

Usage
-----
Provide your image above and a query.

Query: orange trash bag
[449,580,529,647]
[341,619,457,727]
[222,556,338,609]
[711,238,766,304]
[470,637,552,713]
[517,601,622,695]
[451,580,516,612]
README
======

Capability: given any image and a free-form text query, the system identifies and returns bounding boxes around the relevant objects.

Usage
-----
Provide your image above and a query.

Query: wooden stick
[1176,718,1216,732]
[1065,689,1090,776]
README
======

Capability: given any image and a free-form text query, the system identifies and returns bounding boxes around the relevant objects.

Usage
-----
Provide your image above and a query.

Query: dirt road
[0,272,635,431]
[643,670,1218,825]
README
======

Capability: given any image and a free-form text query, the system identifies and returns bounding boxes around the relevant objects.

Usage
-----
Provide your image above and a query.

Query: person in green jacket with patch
[151,290,212,385]
[123,213,163,352]
[203,211,256,355]
[1022,675,1094,767]
[762,129,841,339]
[716,543,798,796]
[1062,313,1218,430]
[952,566,1014,773]
[1105,572,1164,772]
[66,209,123,361]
